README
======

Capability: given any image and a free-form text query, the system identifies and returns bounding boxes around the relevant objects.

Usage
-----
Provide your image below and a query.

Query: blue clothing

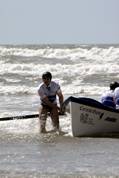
[102,100,115,108]
[101,90,115,108]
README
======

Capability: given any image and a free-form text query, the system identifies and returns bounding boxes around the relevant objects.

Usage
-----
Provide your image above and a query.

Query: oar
[0,112,66,121]
[0,114,39,121]
[0,98,71,121]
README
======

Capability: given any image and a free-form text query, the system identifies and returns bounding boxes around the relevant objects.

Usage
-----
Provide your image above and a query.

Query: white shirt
[114,87,119,108]
[38,81,61,104]
[114,87,119,99]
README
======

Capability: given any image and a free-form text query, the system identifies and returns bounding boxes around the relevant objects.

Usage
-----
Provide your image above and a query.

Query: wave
[0,44,119,98]
[0,85,37,95]
[0,45,119,60]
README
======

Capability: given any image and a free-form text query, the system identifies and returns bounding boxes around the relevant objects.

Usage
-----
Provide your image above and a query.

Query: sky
[0,0,119,44]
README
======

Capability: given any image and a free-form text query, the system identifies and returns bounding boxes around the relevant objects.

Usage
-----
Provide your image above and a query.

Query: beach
[0,44,119,177]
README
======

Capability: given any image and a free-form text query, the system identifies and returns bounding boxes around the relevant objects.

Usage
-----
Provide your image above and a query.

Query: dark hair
[42,71,52,80]
[110,81,119,90]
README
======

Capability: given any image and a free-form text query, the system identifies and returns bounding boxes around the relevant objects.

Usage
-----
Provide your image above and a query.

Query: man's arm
[57,92,65,114]
[58,92,64,107]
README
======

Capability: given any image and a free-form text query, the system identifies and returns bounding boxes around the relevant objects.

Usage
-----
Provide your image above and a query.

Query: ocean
[0,44,119,178]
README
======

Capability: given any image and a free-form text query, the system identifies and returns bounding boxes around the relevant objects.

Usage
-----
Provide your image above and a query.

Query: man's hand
[59,105,66,115]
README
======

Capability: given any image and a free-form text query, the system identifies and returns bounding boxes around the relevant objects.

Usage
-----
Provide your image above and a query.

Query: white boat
[63,96,119,137]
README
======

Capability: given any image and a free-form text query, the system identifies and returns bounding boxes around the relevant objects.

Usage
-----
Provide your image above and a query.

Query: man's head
[42,71,52,85]
[110,81,119,90]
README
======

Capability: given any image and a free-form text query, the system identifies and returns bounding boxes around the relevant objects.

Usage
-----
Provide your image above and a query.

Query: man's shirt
[38,81,61,105]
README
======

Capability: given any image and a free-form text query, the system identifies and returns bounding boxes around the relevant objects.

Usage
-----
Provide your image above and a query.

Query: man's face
[42,77,51,86]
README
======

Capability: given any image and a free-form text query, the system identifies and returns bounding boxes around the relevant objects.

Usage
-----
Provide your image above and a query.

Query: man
[38,71,64,133]
[114,86,119,109]
[100,81,119,108]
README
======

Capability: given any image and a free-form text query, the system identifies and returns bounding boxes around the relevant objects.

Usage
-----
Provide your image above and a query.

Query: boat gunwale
[69,96,119,114]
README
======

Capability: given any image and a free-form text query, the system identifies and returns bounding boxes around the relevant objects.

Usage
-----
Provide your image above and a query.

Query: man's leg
[39,106,48,133]
[50,106,59,130]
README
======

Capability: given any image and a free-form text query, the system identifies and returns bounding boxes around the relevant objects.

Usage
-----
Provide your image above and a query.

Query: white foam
[0,45,119,102]
[0,85,37,95]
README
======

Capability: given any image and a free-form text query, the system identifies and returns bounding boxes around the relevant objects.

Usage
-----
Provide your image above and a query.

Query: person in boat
[113,86,119,109]
[100,81,119,108]
[38,71,64,133]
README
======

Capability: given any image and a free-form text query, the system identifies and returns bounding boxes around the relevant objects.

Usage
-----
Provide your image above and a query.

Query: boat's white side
[66,96,119,137]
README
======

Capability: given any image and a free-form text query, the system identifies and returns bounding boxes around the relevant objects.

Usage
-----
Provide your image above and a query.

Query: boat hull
[67,96,119,137]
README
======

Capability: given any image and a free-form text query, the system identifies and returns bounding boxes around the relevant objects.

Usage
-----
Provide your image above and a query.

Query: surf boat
[63,96,119,137]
